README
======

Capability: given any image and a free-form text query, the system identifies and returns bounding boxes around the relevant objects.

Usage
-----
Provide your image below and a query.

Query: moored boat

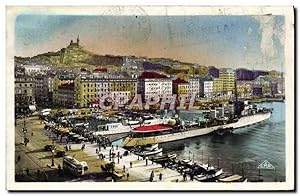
[150,153,177,162]
[134,147,163,157]
[194,168,223,182]
[123,109,271,147]
[218,174,248,182]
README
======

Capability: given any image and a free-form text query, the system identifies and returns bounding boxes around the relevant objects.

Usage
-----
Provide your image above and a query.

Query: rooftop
[173,78,188,84]
[138,72,168,79]
[58,82,74,89]
[93,67,108,73]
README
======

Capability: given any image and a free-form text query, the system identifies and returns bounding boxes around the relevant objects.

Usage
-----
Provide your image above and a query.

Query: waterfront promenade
[15,115,192,182]
[71,143,190,182]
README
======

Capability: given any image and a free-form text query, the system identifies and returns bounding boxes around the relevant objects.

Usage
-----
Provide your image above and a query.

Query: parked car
[80,161,89,170]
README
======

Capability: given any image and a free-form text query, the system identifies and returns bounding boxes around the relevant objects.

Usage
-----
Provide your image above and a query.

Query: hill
[14,40,124,68]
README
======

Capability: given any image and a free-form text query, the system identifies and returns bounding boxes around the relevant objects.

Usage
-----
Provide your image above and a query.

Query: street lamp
[22,127,27,144]
[51,149,55,166]
[50,137,56,167]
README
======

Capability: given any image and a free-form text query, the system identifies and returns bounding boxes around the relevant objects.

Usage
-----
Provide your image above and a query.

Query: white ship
[123,110,271,147]
[92,116,172,137]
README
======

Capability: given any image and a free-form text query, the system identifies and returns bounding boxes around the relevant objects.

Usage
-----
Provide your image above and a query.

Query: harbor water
[163,102,286,182]
[108,102,285,182]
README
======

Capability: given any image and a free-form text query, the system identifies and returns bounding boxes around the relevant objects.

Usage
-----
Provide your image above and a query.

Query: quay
[15,115,194,182]
[71,143,193,182]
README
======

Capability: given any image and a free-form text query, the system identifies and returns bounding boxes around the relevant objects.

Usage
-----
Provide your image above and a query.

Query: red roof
[133,124,173,133]
[91,99,99,104]
[58,83,74,89]
[173,78,188,84]
[138,72,167,79]
[93,67,107,72]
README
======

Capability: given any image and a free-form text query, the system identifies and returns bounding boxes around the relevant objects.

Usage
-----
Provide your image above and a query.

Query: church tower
[77,35,80,46]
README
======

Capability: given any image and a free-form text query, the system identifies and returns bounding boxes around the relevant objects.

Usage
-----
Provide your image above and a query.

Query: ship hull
[123,112,271,147]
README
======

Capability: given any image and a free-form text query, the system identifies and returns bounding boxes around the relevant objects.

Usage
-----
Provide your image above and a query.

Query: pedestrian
[58,164,61,173]
[159,173,162,181]
[26,168,29,175]
[116,145,118,150]
[96,148,98,154]
[130,161,132,168]
[123,165,126,172]
[17,155,21,163]
[150,171,154,181]
[146,158,148,166]
[37,169,40,176]
[69,145,71,150]
[127,172,129,180]
[31,132,33,136]
[117,157,120,164]
[190,173,194,181]
[183,173,187,181]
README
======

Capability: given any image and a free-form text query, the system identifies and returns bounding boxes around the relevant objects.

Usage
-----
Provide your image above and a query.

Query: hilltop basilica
[68,35,80,48]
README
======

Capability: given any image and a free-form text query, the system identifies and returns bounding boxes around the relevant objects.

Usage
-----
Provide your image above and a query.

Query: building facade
[23,65,51,76]
[74,73,137,108]
[138,72,172,101]
[74,75,96,108]
[213,78,224,94]
[236,80,253,98]
[172,78,189,99]
[188,78,200,97]
[34,75,55,105]
[203,81,214,98]
[219,68,236,93]
[53,75,75,105]
[34,76,44,104]
[43,75,55,103]
[15,76,35,113]
[57,83,75,108]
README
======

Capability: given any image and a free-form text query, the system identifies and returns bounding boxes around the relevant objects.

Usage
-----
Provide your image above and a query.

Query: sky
[15,14,285,71]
